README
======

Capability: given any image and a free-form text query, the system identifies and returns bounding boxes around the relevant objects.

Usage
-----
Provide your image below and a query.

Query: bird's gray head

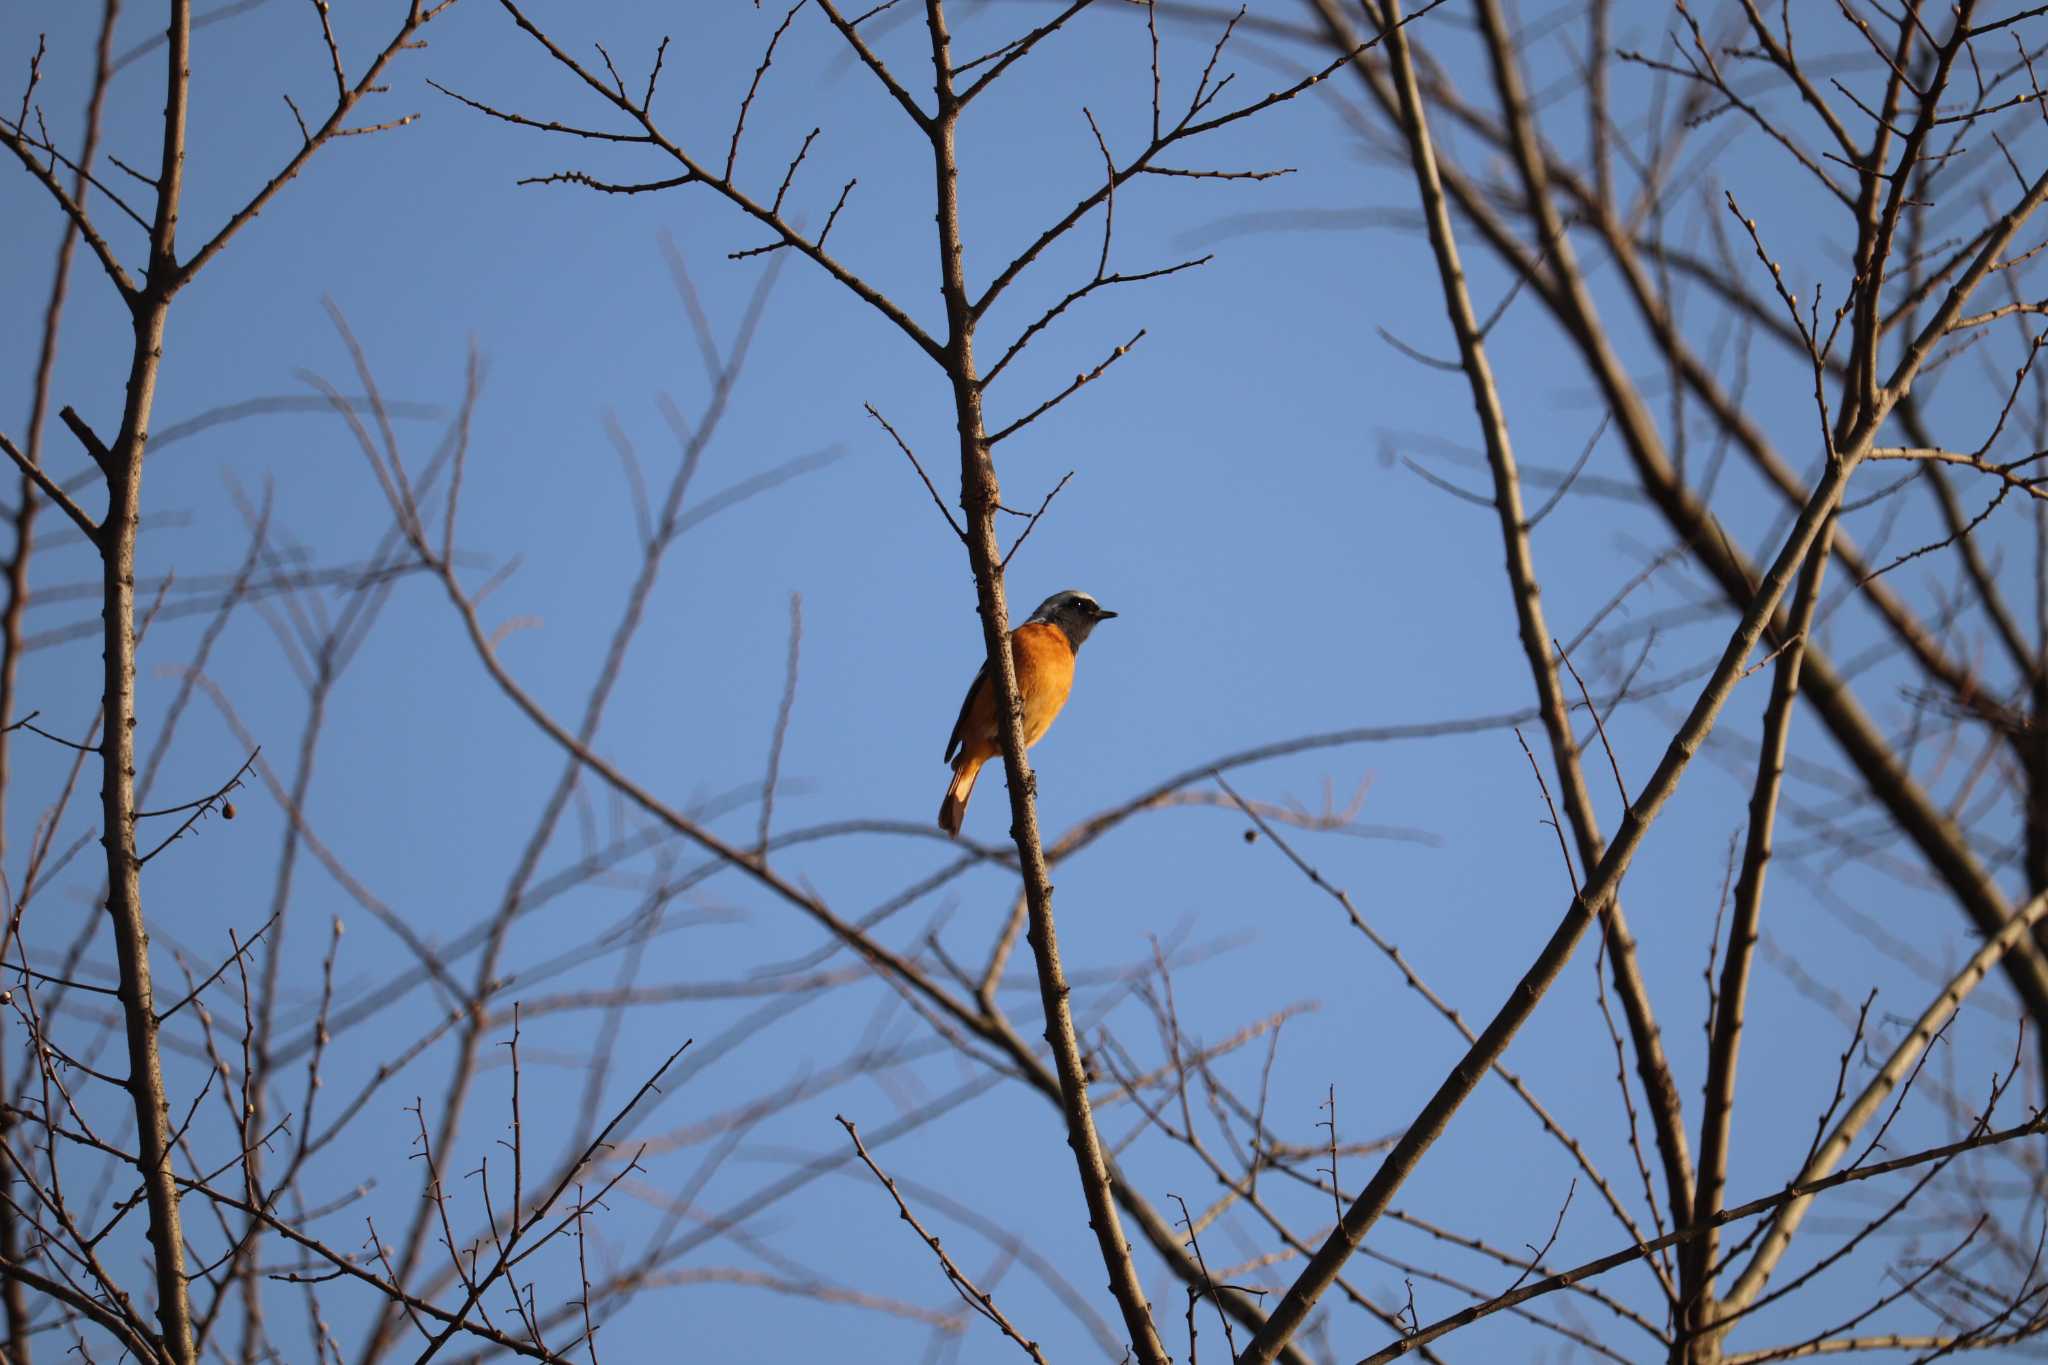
[1026,588,1118,650]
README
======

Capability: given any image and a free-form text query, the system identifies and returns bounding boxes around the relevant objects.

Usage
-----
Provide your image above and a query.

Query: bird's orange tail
[938,757,984,837]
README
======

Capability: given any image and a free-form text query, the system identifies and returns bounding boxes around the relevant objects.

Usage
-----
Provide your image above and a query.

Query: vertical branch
[920,3,1165,1360]
[91,3,199,1357]
[1687,512,1837,1358]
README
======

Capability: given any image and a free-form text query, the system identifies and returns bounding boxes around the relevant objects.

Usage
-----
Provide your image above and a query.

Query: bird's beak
[1096,607,1119,620]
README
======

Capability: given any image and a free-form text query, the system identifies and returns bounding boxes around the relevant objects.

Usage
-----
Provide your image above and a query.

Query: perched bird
[938,588,1118,837]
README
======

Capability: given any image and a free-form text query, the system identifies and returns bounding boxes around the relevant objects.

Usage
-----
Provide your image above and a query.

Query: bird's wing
[943,661,987,765]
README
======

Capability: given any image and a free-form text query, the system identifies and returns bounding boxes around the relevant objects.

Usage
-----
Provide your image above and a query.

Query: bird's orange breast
[1010,621,1077,745]
[954,621,1076,762]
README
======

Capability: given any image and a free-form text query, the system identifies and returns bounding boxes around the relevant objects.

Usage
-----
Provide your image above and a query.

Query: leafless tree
[5,1,2048,1363]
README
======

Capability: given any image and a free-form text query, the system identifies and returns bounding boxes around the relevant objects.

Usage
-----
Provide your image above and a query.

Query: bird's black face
[1032,589,1117,649]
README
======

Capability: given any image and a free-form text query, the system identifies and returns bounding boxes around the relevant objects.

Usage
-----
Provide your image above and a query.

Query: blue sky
[2,1,2041,1360]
